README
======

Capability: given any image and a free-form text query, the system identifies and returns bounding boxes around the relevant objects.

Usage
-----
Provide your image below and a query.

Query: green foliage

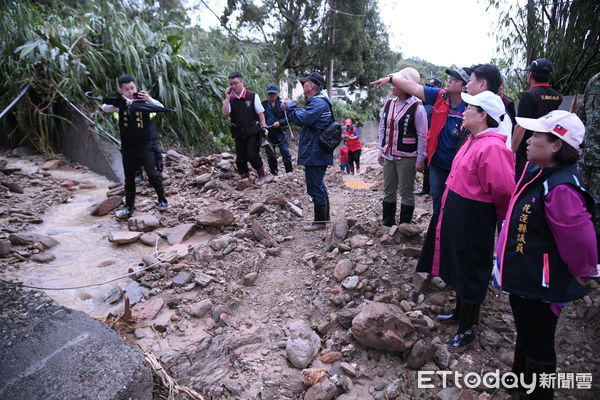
[485,0,600,96]
[0,0,275,154]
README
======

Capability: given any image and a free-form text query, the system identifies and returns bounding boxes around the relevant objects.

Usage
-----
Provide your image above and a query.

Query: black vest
[118,108,152,146]
[229,91,259,139]
[381,100,419,154]
[501,163,595,302]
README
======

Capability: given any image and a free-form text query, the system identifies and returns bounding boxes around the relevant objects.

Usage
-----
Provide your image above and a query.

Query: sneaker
[134,170,143,184]
[256,175,266,185]
[445,325,476,348]
[157,200,168,212]
[115,207,133,219]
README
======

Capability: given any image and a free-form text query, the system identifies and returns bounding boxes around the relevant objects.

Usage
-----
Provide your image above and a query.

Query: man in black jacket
[512,58,563,179]
[262,84,293,175]
[222,71,268,185]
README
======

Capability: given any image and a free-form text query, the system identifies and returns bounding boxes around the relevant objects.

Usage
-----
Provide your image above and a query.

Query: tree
[220,0,397,92]
[486,0,600,95]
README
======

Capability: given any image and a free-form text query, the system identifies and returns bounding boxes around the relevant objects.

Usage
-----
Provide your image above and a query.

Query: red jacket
[340,146,349,163]
[426,90,450,165]
[343,128,362,152]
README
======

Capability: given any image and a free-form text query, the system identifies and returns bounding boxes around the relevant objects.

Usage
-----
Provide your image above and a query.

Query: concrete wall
[58,110,124,182]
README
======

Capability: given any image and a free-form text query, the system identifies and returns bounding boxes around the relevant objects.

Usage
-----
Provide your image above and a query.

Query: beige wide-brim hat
[393,67,420,83]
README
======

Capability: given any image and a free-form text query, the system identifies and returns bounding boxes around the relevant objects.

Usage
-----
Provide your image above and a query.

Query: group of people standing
[104,61,596,399]
[372,59,597,399]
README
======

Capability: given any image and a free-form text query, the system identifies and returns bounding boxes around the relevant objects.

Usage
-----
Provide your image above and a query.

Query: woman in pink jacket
[417,91,516,347]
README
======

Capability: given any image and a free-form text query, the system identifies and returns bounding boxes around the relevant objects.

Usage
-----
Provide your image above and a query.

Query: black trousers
[510,295,558,367]
[348,149,361,170]
[122,142,164,206]
[235,134,263,174]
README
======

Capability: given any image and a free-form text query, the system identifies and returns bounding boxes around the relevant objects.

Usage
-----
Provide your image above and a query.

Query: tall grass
[0,0,278,154]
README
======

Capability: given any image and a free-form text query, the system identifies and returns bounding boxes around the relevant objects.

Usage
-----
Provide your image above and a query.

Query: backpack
[317,100,342,153]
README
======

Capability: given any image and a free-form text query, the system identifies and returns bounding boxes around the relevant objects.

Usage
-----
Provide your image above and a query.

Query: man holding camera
[222,71,268,185]
[101,74,168,219]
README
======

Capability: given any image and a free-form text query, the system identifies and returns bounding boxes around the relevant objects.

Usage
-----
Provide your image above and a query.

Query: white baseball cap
[516,110,585,151]
[460,91,506,124]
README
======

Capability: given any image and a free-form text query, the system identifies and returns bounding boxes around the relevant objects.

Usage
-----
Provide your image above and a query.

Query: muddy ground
[1,143,598,400]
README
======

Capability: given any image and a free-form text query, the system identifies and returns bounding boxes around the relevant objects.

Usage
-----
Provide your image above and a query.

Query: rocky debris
[30,252,56,263]
[286,327,321,369]
[249,202,266,215]
[406,339,434,369]
[326,218,349,251]
[165,149,190,163]
[172,271,194,287]
[341,276,359,290]
[251,220,272,242]
[91,196,122,216]
[190,299,213,318]
[243,272,258,286]
[125,280,148,305]
[108,231,142,244]
[479,328,503,349]
[1,179,24,193]
[139,232,161,247]
[165,223,195,245]
[303,377,342,400]
[348,234,369,248]
[195,208,234,227]
[8,232,59,249]
[351,302,416,352]
[103,286,123,304]
[0,239,11,256]
[128,215,160,232]
[400,246,421,258]
[194,273,215,287]
[41,159,61,170]
[334,259,354,281]
[397,223,422,238]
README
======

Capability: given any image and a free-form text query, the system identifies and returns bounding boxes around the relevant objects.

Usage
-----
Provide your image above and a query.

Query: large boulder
[165,224,195,245]
[351,302,416,353]
[9,232,59,249]
[128,215,160,232]
[325,218,348,251]
[0,284,152,399]
[195,208,234,227]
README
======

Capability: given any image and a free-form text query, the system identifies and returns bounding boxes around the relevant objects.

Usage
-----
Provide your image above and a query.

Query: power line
[330,8,366,17]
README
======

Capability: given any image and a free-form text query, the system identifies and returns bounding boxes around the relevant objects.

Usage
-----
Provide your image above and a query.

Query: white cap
[516,110,585,151]
[460,91,505,124]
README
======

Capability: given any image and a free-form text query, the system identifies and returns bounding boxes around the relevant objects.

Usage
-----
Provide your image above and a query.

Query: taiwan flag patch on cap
[553,124,567,136]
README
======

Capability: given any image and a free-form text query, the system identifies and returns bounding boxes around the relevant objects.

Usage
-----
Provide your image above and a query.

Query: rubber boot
[525,359,556,400]
[325,199,330,221]
[284,162,293,173]
[399,204,415,224]
[437,296,461,322]
[268,158,278,176]
[303,204,328,231]
[116,191,135,219]
[445,302,480,348]
[256,167,267,185]
[380,201,397,227]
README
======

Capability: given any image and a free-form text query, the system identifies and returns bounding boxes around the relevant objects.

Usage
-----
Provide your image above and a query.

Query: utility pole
[327,0,335,98]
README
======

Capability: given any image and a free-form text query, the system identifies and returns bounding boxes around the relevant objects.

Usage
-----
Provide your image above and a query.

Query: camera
[133,92,140,99]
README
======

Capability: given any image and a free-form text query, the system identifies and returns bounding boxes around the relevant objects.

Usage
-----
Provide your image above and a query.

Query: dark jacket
[497,163,594,302]
[262,97,288,144]
[285,92,334,166]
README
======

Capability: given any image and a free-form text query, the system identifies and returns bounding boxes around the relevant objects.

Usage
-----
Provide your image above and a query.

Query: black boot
[380,201,397,227]
[446,302,480,348]
[325,199,330,221]
[399,204,415,224]
[284,162,293,173]
[116,191,135,219]
[525,359,556,400]
[437,296,461,322]
[268,158,278,176]
[304,204,328,231]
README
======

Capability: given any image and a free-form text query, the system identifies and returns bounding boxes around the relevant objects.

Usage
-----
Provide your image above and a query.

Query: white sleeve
[499,117,513,149]
[101,104,118,113]
[148,98,164,107]
[254,94,265,114]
